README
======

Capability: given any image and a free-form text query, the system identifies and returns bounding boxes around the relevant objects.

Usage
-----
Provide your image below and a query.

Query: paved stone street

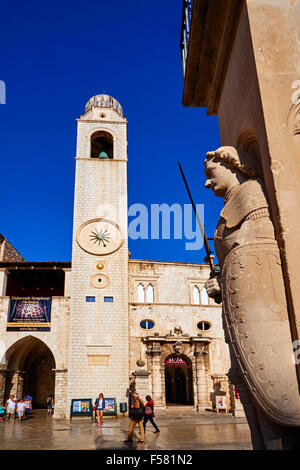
[0,410,252,450]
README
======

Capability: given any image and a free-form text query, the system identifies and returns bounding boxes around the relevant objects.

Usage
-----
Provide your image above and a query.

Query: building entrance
[3,336,55,408]
[164,354,193,406]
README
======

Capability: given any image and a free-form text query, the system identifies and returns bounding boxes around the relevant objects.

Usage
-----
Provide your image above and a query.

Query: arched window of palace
[140,319,155,330]
[90,131,113,159]
[137,283,145,303]
[146,284,154,303]
[201,286,209,305]
[193,286,200,305]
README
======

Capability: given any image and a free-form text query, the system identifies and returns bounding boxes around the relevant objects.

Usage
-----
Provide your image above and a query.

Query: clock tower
[66,95,129,416]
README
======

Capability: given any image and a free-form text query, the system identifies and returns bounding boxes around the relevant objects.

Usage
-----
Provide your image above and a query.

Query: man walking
[124,392,145,444]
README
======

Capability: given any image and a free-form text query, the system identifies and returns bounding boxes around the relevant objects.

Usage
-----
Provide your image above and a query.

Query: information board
[103,398,117,416]
[70,399,93,418]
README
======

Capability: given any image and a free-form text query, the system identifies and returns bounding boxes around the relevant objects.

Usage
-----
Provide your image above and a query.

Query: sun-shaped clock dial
[76,218,124,255]
[89,226,111,247]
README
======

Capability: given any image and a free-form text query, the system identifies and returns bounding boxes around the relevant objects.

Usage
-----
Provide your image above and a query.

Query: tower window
[90,131,113,159]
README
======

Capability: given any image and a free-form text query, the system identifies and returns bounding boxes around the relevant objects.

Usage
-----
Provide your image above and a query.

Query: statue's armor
[214,178,275,265]
[215,178,300,427]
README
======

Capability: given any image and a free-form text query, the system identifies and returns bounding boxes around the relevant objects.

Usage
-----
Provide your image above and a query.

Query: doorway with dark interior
[164,354,194,406]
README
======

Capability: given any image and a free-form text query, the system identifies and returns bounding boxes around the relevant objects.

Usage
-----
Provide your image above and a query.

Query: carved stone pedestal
[132,369,151,402]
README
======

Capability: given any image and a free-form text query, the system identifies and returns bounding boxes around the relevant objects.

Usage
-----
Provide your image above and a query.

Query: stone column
[53,369,67,419]
[9,370,25,399]
[151,347,163,407]
[0,368,7,403]
[195,348,209,410]
[227,376,245,418]
[16,371,25,399]
[146,345,153,397]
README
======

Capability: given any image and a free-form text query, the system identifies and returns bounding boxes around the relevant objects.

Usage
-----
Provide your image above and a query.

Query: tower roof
[84,94,123,116]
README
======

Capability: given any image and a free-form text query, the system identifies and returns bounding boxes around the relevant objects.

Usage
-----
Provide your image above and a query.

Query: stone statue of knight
[204,146,300,449]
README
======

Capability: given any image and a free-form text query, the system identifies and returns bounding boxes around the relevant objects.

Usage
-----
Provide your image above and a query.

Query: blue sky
[0,0,222,264]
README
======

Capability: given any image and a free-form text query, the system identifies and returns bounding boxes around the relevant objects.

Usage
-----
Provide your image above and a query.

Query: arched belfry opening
[164,353,194,406]
[2,336,56,408]
[90,130,113,159]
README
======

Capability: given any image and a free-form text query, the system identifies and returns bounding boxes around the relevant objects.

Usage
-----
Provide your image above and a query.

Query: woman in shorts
[94,393,105,426]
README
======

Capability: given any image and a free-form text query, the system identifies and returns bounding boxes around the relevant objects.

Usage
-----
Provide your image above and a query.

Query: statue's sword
[178,161,222,304]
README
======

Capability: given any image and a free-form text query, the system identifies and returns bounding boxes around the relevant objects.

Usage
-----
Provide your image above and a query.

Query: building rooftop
[84,94,123,116]
[0,261,71,269]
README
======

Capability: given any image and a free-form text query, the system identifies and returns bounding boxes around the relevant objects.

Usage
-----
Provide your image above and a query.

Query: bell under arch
[90,130,113,159]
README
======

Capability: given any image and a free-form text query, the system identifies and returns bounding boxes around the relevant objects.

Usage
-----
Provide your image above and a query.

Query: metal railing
[180,0,193,78]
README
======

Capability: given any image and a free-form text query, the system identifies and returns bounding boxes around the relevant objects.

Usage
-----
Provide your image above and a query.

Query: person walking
[124,392,145,444]
[0,402,6,421]
[5,395,16,421]
[46,395,54,415]
[24,397,31,417]
[94,393,105,426]
[16,399,26,422]
[143,395,160,433]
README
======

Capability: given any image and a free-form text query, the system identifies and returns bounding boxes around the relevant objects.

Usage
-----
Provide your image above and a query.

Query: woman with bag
[124,392,145,444]
[143,395,160,433]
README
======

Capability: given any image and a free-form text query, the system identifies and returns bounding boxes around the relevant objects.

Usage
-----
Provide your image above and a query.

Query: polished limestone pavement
[0,409,252,450]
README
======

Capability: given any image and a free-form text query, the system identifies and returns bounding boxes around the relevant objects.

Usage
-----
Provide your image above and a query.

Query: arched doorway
[164,354,194,406]
[3,336,56,408]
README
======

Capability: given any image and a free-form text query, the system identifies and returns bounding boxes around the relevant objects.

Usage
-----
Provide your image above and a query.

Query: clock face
[76,218,124,255]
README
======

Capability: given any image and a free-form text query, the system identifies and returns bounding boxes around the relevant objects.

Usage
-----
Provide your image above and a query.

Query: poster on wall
[216,395,228,412]
[70,399,93,418]
[6,297,52,331]
[104,398,117,415]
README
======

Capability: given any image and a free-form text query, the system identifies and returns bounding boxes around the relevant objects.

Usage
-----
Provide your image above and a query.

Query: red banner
[165,356,188,367]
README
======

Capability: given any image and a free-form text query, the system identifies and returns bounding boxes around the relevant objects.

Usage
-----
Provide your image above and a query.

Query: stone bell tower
[66,94,129,417]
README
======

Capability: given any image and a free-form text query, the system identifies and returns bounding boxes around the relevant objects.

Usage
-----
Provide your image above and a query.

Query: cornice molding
[182,0,244,114]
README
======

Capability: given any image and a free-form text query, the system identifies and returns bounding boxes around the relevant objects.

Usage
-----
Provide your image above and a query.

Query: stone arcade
[0,95,238,418]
